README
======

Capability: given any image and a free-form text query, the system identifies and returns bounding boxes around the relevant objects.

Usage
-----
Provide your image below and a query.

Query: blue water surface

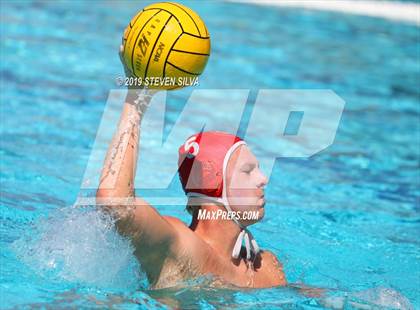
[1,0,419,309]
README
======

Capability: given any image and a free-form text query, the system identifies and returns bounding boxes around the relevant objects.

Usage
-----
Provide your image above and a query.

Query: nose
[257,169,268,188]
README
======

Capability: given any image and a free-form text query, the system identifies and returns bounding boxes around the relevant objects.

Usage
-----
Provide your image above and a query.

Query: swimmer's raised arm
[96,46,179,273]
[96,94,141,199]
[96,47,153,199]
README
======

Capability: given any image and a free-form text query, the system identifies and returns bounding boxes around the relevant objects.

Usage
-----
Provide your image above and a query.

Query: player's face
[226,145,268,226]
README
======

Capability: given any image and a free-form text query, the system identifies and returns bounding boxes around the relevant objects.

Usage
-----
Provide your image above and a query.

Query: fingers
[119,44,133,78]
[119,44,124,62]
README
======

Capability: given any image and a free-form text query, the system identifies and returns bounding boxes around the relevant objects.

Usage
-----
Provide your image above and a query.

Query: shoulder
[162,215,191,241]
[162,216,201,248]
[163,216,208,247]
[162,216,222,264]
[261,250,283,268]
[259,250,287,286]
[163,215,188,229]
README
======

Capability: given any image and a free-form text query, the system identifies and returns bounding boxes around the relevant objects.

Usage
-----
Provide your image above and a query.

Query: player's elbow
[96,188,112,198]
[96,188,130,205]
[96,188,112,205]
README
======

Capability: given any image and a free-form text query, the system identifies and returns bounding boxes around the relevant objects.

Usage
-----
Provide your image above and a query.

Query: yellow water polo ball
[121,2,210,90]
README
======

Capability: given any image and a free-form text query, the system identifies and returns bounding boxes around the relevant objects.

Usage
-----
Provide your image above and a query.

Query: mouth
[259,194,265,205]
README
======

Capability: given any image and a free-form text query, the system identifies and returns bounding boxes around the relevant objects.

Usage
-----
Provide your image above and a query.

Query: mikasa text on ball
[122,2,210,90]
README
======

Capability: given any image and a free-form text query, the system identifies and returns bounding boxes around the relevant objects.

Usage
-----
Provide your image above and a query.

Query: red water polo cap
[178,131,245,198]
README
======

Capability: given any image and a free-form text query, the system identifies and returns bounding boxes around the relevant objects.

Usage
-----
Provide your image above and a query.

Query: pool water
[1,0,419,308]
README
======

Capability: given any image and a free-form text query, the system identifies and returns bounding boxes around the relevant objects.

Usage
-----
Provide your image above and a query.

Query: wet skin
[96,98,286,289]
[96,47,287,289]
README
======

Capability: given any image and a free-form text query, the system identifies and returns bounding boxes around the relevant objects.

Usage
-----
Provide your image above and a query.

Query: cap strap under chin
[231,226,260,260]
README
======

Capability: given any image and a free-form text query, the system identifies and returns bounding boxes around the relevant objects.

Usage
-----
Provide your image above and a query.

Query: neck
[189,203,242,261]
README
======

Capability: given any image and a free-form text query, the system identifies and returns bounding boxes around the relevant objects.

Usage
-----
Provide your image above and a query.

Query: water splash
[350,287,414,310]
[11,205,148,290]
[322,287,414,310]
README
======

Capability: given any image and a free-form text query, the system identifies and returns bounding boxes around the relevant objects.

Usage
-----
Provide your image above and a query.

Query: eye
[241,165,254,174]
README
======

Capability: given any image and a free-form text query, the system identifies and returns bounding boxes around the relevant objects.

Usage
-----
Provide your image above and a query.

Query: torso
[148,217,287,289]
